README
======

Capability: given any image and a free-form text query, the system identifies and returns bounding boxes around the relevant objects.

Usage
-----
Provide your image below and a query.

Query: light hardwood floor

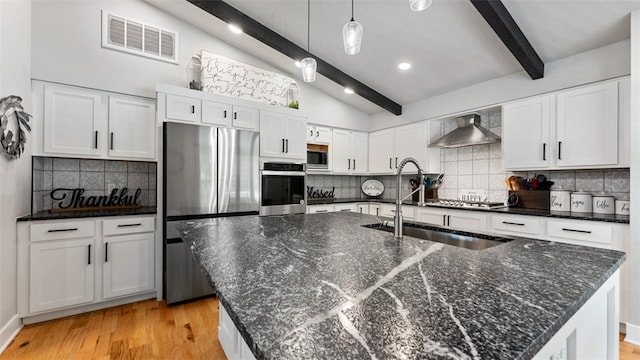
[2,297,640,359]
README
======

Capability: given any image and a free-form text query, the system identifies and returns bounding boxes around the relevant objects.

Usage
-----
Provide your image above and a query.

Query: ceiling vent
[101,10,179,64]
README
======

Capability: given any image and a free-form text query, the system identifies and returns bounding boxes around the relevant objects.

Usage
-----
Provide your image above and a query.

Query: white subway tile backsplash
[472,159,489,174]
[458,175,473,190]
[458,160,473,175]
[472,175,489,190]
[489,174,507,190]
[489,143,501,159]
[444,148,458,162]
[472,145,489,160]
[458,147,473,161]
[444,161,458,176]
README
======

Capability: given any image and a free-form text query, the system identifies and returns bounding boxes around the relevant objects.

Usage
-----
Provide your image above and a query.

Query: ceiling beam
[187,0,403,115]
[470,0,544,79]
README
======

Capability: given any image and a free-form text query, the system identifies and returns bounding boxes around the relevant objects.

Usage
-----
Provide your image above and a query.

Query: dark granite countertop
[307,198,630,224]
[176,213,625,360]
[17,207,157,221]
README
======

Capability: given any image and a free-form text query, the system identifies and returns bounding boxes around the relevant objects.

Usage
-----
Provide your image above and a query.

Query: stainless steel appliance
[307,144,329,169]
[163,122,259,304]
[425,199,505,209]
[429,114,501,148]
[260,162,306,216]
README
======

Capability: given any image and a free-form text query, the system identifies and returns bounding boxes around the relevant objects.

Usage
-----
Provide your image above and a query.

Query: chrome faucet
[394,157,425,239]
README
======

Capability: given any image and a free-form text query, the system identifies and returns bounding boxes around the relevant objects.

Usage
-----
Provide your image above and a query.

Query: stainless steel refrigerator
[163,122,259,304]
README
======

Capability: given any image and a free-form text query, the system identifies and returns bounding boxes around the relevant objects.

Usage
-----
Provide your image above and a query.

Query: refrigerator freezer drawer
[165,240,215,304]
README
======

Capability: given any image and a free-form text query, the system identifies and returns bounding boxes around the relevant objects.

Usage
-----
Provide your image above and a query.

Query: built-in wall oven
[260,162,306,216]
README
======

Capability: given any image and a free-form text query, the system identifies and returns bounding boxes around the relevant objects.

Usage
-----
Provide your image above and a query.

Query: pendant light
[301,0,317,82]
[409,0,432,12]
[342,0,363,55]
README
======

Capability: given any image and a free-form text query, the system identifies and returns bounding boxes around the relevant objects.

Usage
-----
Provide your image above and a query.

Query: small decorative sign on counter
[306,186,335,200]
[49,187,142,212]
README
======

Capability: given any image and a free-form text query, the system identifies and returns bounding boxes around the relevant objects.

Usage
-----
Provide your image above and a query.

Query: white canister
[592,194,615,214]
[615,200,630,215]
[550,190,571,211]
[570,192,593,213]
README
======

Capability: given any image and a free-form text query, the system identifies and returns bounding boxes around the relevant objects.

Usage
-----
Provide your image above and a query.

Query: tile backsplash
[32,157,157,213]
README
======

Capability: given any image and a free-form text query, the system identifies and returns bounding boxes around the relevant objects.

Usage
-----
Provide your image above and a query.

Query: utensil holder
[508,190,550,210]
[412,189,438,202]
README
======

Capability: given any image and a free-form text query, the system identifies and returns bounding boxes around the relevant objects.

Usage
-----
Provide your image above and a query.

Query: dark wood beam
[470,0,544,79]
[187,0,403,115]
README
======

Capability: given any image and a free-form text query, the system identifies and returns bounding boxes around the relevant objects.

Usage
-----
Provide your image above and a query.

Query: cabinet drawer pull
[48,228,78,233]
[234,112,237,120]
[94,131,98,149]
[558,141,562,160]
[395,157,398,168]
[542,143,546,161]
[443,215,446,226]
[339,209,351,212]
[310,130,313,136]
[223,110,227,118]
[389,158,392,169]
[105,242,109,262]
[503,221,525,226]
[191,105,195,114]
[447,215,450,227]
[285,139,289,153]
[88,244,92,265]
[353,159,356,170]
[110,132,114,150]
[348,159,351,170]
[117,223,142,228]
[316,210,328,213]
[562,227,592,234]
[282,138,285,153]
[316,131,319,137]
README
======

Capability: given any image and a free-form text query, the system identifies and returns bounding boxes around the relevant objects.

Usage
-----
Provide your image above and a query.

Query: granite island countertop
[176,212,625,360]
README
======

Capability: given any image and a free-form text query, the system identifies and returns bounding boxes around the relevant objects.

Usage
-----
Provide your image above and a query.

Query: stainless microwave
[307,144,328,169]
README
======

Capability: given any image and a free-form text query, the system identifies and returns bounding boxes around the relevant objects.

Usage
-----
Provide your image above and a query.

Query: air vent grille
[102,10,179,64]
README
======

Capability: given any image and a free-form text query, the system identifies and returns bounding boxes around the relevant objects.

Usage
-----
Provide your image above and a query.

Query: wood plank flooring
[2,297,640,359]
[0,297,226,360]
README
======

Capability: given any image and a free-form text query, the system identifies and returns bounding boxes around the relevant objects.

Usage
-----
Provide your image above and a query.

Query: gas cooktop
[425,199,506,209]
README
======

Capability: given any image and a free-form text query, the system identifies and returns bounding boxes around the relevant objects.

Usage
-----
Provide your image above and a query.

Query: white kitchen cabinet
[108,96,156,159]
[357,204,369,214]
[369,122,440,175]
[19,216,157,323]
[334,203,358,212]
[369,128,395,174]
[219,304,257,360]
[502,95,551,170]
[37,82,156,160]
[490,214,546,240]
[415,207,487,232]
[165,94,200,123]
[42,83,105,157]
[260,111,307,160]
[502,78,626,170]
[102,216,155,299]
[231,105,260,131]
[307,125,331,144]
[30,238,95,313]
[202,100,232,127]
[369,204,381,216]
[380,203,415,220]
[556,81,618,167]
[332,130,368,174]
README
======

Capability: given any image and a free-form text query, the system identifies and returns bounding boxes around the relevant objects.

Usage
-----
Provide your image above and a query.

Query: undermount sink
[362,223,514,250]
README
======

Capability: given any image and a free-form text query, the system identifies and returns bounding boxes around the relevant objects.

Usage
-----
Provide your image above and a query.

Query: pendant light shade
[300,57,317,82]
[342,20,363,55]
[409,0,432,11]
[343,0,363,55]
[301,0,316,82]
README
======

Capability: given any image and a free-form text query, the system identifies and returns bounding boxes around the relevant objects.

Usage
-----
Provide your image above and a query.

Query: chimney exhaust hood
[428,114,500,148]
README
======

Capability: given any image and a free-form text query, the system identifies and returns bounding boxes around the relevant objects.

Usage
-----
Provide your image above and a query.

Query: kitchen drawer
[31,220,95,242]
[103,217,155,236]
[491,215,543,236]
[334,203,358,212]
[547,220,612,247]
[307,205,334,214]
[381,204,415,220]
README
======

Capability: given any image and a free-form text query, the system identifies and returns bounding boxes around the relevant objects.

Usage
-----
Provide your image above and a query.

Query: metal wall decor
[50,187,142,211]
[0,95,31,159]
[200,50,297,107]
[307,186,336,199]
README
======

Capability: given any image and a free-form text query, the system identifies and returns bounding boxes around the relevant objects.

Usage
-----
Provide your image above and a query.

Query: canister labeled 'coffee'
[592,195,615,214]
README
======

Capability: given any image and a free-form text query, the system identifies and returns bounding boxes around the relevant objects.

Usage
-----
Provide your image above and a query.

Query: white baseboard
[625,322,640,346]
[0,315,23,355]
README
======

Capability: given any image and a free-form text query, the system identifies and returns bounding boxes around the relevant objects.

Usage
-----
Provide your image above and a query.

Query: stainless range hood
[428,114,500,148]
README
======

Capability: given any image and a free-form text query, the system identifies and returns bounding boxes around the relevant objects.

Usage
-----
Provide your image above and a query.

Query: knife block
[412,189,438,202]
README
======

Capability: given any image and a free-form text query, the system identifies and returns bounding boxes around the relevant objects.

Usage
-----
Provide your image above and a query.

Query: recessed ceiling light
[228,24,243,34]
[294,61,302,68]
[344,88,355,94]
[398,62,411,70]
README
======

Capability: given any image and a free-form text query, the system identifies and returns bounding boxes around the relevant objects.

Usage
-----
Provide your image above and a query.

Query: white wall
[30,0,370,132]
[369,40,631,131]
[626,10,640,346]
[0,0,31,352]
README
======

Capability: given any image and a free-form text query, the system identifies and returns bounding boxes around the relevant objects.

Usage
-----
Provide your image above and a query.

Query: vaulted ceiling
[146,0,640,115]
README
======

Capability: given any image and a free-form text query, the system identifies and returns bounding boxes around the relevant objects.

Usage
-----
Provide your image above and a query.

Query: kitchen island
[176,212,625,359]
